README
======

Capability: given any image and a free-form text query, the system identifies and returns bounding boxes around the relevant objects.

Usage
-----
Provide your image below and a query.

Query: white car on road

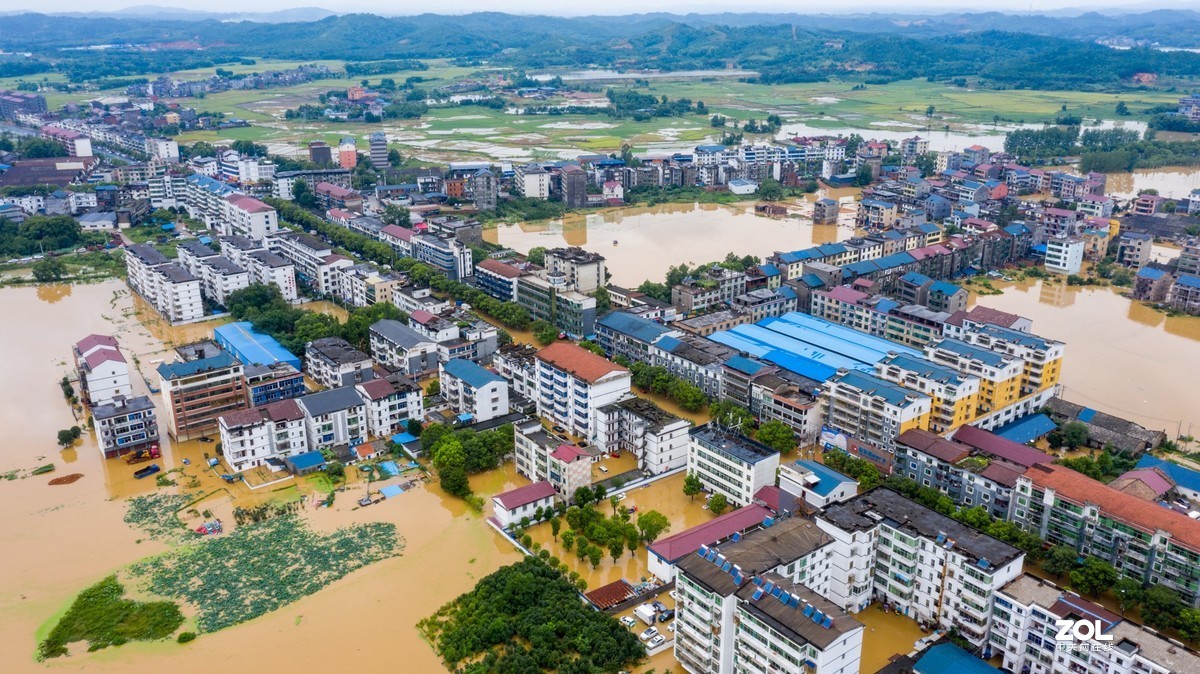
[640,626,659,641]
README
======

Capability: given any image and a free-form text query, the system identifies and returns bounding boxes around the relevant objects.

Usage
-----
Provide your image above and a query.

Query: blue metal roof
[793,460,855,495]
[876,251,916,270]
[442,358,503,389]
[724,355,767,376]
[1177,274,1200,289]
[157,351,240,379]
[759,263,781,277]
[884,354,967,385]
[834,371,925,407]
[875,298,900,313]
[656,335,682,352]
[993,414,1058,444]
[214,322,301,370]
[1137,267,1168,280]
[901,271,932,286]
[597,311,675,344]
[799,274,825,288]
[1136,455,1200,494]
[288,451,327,471]
[929,281,962,296]
[914,643,1001,674]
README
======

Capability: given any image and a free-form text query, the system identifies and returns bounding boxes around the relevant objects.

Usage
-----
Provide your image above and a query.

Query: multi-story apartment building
[924,339,1023,416]
[157,342,248,441]
[124,244,204,324]
[515,164,551,199]
[439,358,510,423]
[73,334,132,407]
[412,232,473,280]
[221,194,279,240]
[218,399,307,473]
[514,417,576,494]
[953,323,1063,396]
[297,387,368,451]
[533,342,632,439]
[369,131,388,168]
[92,395,159,458]
[990,574,1200,674]
[355,372,423,438]
[304,337,374,389]
[593,397,691,476]
[268,231,354,294]
[1045,236,1084,275]
[470,168,498,210]
[243,362,306,407]
[474,258,527,302]
[823,370,931,454]
[177,241,251,307]
[544,247,607,293]
[333,263,403,308]
[674,518,859,674]
[1168,274,1200,314]
[516,274,598,339]
[41,125,94,157]
[687,424,781,507]
[894,427,1051,518]
[816,488,1024,648]
[729,288,795,322]
[855,199,898,230]
[368,319,440,377]
[672,267,748,315]
[1011,463,1200,606]
[219,236,299,301]
[874,353,980,433]
[493,343,539,401]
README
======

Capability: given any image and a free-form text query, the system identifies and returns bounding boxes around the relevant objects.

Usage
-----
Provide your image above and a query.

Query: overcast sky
[2,1,1181,16]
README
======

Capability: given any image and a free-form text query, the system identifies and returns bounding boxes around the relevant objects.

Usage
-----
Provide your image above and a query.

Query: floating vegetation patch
[129,515,402,632]
[123,493,191,542]
[38,576,184,659]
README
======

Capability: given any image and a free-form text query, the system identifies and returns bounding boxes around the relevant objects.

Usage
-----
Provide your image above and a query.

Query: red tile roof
[381,225,413,242]
[220,408,267,429]
[550,444,589,463]
[753,485,784,513]
[74,333,118,354]
[963,305,1024,329]
[898,429,970,463]
[262,399,304,422]
[980,461,1023,488]
[952,425,1053,469]
[316,181,356,198]
[410,309,436,325]
[647,504,772,563]
[476,258,525,279]
[357,378,397,401]
[83,347,126,369]
[535,342,629,384]
[1024,463,1200,550]
[225,194,273,213]
[493,480,558,511]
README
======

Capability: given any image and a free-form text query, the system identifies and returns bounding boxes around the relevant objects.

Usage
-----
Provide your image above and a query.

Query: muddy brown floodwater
[0,280,521,674]
[484,196,859,287]
[976,279,1200,435]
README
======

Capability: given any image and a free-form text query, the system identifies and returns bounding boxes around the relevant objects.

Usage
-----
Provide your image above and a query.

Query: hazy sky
[2,0,1178,16]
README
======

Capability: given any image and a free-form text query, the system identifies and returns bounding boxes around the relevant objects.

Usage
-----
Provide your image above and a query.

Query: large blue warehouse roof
[214,322,301,370]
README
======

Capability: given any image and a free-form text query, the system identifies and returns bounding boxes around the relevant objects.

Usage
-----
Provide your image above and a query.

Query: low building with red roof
[73,334,131,407]
[493,480,559,528]
[646,504,772,582]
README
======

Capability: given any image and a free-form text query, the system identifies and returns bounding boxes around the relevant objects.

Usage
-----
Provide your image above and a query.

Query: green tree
[32,257,67,282]
[608,538,624,563]
[1178,608,1200,643]
[1142,585,1184,631]
[854,163,874,187]
[527,246,547,266]
[1043,545,1080,580]
[561,529,575,552]
[592,286,611,314]
[532,320,558,345]
[432,438,471,498]
[954,506,993,530]
[683,473,703,501]
[573,486,595,506]
[755,420,796,455]
[1113,578,1143,615]
[381,203,410,226]
[425,380,441,397]
[56,429,75,446]
[1115,101,1130,116]
[1070,557,1118,596]
[636,510,671,543]
[757,178,784,202]
[587,545,603,570]
[709,493,729,515]
[550,517,561,541]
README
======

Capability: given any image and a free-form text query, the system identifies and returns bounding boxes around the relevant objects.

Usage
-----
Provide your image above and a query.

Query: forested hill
[3,11,1200,90]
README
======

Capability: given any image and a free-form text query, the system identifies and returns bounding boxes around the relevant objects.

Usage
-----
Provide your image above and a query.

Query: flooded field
[1103,166,1200,200]
[0,280,522,674]
[978,279,1200,435]
[484,197,857,287]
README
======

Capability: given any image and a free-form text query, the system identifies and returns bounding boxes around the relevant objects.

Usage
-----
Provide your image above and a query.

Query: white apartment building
[990,574,1200,674]
[73,333,132,407]
[494,344,539,401]
[183,174,237,227]
[674,518,860,674]
[124,244,204,324]
[268,231,354,294]
[297,387,368,451]
[304,337,374,389]
[368,319,440,377]
[217,150,276,184]
[533,342,632,440]
[593,396,691,476]
[816,488,1024,649]
[219,235,298,302]
[515,164,551,199]
[222,194,279,240]
[544,247,607,293]
[177,241,251,307]
[1044,236,1084,275]
[217,399,307,473]
[92,395,159,459]
[439,358,510,423]
[355,373,424,438]
[687,424,781,508]
[823,370,932,454]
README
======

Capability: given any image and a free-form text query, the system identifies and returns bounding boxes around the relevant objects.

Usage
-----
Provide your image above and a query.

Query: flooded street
[978,279,1200,435]
[484,199,857,286]
[0,280,520,674]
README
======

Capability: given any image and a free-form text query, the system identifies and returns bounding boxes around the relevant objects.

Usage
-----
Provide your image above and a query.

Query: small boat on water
[613,240,619,246]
